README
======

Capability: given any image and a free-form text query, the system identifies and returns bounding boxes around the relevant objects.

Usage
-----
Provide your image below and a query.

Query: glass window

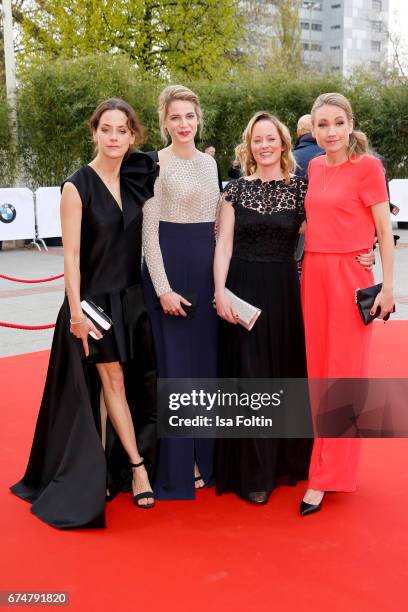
[372,0,382,10]
[331,3,341,7]
[330,45,341,50]
[302,42,309,50]
[311,23,322,31]
[371,40,381,51]
[330,25,341,29]
[371,21,382,32]
[301,21,310,30]
[311,43,322,51]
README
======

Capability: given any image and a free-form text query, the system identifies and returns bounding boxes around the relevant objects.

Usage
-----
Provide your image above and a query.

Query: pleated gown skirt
[301,251,374,491]
[215,257,312,501]
[142,221,217,499]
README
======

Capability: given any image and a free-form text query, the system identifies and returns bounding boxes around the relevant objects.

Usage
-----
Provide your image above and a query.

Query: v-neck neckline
[87,164,123,212]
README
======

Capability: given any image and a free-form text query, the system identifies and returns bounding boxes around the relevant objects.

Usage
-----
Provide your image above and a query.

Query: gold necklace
[323,162,343,192]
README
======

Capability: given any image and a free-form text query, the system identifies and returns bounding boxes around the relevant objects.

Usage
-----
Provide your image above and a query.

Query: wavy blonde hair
[311,92,369,159]
[236,111,295,184]
[158,84,203,144]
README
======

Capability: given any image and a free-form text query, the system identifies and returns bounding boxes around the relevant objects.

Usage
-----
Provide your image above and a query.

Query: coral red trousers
[301,251,374,491]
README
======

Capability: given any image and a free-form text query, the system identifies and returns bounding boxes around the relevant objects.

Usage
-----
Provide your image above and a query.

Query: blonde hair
[236,111,295,184]
[311,92,369,159]
[158,84,203,144]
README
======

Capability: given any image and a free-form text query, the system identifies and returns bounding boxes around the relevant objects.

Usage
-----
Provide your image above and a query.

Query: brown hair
[236,111,295,184]
[311,92,369,159]
[158,85,203,144]
[89,98,147,152]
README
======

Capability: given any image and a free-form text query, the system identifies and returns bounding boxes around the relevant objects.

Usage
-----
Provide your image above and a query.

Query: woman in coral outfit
[300,93,395,516]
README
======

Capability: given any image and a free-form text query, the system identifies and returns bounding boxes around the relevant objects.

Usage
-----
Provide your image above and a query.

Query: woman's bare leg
[100,389,107,450]
[194,463,205,488]
[96,361,153,506]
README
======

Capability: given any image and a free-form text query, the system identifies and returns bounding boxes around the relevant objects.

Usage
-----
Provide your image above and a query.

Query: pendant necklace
[323,162,343,192]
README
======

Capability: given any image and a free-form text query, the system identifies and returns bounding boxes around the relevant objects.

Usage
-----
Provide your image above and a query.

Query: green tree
[0,90,17,186]
[14,0,242,79]
[16,54,163,187]
[0,30,4,88]
[267,0,302,73]
[240,0,302,72]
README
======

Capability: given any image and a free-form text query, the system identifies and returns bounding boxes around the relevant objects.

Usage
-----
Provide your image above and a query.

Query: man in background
[293,114,324,178]
[293,114,324,265]
[204,144,223,191]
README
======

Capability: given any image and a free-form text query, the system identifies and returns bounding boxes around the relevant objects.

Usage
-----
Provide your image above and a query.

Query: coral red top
[304,154,388,253]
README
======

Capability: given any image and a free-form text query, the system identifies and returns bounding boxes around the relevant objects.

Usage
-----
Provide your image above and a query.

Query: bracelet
[70,315,86,325]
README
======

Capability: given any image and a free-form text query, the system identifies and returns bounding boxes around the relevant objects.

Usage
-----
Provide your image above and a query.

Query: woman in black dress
[214,111,312,504]
[11,99,158,528]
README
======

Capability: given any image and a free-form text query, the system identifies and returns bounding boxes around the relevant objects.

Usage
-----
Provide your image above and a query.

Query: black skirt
[142,222,217,500]
[215,257,312,501]
[10,289,157,529]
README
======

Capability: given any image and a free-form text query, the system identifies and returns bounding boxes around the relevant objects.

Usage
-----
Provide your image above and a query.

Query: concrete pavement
[1,229,408,358]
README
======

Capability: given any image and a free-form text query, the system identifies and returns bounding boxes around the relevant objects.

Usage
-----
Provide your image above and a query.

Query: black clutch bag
[81,299,113,338]
[355,283,395,325]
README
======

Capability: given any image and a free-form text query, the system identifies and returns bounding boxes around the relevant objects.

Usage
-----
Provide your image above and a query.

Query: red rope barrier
[0,273,64,283]
[0,322,56,330]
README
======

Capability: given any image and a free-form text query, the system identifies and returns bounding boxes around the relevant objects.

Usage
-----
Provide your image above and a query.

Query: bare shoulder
[61,181,82,206]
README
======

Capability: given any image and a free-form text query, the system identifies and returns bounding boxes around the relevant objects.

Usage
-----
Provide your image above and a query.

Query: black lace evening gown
[11,152,158,529]
[215,177,312,502]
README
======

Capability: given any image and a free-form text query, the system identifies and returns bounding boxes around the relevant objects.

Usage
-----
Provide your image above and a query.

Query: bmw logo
[0,203,17,224]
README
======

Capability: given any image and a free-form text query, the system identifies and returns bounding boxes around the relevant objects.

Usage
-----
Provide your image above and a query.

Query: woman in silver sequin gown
[142,85,221,500]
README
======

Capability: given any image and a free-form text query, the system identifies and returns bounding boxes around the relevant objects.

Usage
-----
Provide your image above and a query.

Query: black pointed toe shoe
[299,494,325,517]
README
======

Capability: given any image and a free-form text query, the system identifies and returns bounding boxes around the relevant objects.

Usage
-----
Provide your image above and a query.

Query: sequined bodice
[223,177,307,263]
[142,151,220,295]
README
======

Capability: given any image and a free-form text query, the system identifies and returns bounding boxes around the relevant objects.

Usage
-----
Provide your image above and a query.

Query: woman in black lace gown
[214,111,312,504]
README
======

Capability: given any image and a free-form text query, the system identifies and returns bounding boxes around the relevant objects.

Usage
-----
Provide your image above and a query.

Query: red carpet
[1,321,408,612]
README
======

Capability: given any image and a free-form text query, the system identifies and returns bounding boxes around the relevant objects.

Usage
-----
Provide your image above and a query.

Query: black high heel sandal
[194,475,206,489]
[130,460,155,509]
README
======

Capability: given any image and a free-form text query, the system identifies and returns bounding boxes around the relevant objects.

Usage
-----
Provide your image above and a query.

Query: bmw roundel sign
[0,203,17,224]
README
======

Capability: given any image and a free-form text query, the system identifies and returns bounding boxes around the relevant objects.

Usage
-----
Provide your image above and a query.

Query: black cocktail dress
[11,152,158,528]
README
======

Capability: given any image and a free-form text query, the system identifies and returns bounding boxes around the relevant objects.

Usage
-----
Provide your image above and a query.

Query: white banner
[389,179,408,222]
[0,188,35,241]
[35,187,61,238]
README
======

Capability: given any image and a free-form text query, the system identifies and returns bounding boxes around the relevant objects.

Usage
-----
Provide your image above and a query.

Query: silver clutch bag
[215,288,262,331]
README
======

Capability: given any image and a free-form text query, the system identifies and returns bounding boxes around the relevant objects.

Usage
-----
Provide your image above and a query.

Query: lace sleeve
[142,177,172,297]
[296,176,308,222]
[222,180,241,207]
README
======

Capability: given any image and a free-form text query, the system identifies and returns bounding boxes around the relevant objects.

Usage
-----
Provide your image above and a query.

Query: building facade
[299,0,389,74]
